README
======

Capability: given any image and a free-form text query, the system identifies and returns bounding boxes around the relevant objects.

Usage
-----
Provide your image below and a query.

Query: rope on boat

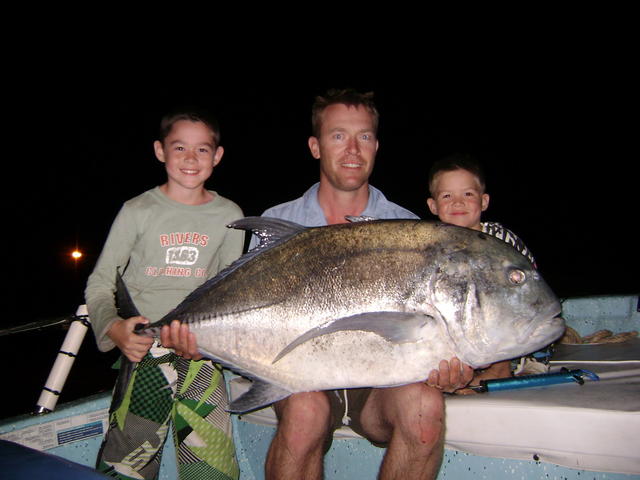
[559,327,638,344]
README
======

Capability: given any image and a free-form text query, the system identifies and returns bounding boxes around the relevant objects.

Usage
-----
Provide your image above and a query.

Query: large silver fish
[131,217,563,413]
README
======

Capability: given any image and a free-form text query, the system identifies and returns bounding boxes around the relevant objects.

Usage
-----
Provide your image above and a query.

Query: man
[255,89,474,480]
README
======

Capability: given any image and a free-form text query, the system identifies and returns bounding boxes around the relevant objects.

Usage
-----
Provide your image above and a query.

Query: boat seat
[229,338,640,475]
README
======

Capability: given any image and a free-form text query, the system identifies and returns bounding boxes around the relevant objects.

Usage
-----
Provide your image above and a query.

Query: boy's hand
[426,357,474,393]
[107,316,154,362]
[160,320,204,361]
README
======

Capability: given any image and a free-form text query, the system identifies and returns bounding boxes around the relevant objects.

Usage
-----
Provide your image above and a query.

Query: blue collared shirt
[263,183,418,226]
[250,183,419,249]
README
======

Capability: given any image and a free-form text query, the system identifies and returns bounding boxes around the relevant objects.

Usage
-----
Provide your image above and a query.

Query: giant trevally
[120,217,563,413]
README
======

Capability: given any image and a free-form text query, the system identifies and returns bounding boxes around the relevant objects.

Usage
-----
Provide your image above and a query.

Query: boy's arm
[85,206,139,352]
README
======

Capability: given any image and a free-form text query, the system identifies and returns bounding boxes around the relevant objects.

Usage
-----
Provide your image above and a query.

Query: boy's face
[154,120,223,194]
[308,104,379,193]
[427,169,489,231]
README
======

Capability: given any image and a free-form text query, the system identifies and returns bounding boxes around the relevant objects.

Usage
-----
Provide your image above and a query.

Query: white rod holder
[34,305,90,415]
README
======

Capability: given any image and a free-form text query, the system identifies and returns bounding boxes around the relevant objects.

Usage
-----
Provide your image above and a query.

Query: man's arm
[455,360,511,395]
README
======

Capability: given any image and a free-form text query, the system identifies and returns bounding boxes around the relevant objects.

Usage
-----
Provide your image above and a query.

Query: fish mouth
[516,304,563,345]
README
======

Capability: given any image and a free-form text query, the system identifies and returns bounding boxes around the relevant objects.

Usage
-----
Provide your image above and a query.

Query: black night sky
[11,75,636,322]
[3,38,637,417]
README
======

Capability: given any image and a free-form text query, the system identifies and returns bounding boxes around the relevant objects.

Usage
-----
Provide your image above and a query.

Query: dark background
[3,39,637,419]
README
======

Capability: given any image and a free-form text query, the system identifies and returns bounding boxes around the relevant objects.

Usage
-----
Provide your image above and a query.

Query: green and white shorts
[97,344,239,480]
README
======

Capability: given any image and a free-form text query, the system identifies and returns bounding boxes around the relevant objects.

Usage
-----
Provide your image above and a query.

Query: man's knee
[395,383,444,446]
[366,383,444,447]
[274,392,332,449]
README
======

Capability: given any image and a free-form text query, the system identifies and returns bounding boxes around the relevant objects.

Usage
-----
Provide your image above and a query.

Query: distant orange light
[71,250,83,260]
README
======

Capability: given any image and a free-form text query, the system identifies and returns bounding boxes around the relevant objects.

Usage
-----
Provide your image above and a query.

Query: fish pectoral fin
[272,312,432,364]
[227,380,292,413]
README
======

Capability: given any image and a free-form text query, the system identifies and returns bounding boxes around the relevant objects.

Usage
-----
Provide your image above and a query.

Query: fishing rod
[0,315,74,337]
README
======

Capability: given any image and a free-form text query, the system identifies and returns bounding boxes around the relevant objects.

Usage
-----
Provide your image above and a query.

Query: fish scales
[169,222,427,333]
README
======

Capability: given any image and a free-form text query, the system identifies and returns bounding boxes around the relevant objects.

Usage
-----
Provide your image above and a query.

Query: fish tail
[110,354,136,414]
[110,270,143,412]
[116,269,141,318]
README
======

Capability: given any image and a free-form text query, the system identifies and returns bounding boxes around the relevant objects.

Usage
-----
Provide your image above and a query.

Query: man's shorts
[325,387,387,449]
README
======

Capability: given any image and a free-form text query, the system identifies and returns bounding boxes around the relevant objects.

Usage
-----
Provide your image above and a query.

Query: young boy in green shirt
[85,108,243,480]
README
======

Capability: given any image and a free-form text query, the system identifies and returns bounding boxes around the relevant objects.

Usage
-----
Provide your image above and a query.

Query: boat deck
[1,294,638,479]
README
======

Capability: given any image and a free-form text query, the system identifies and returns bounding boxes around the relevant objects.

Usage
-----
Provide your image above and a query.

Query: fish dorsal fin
[227,379,292,413]
[230,216,307,251]
[211,217,306,280]
[272,311,433,364]
[345,215,377,223]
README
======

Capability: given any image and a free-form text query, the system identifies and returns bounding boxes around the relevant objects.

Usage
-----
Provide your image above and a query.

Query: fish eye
[508,269,526,285]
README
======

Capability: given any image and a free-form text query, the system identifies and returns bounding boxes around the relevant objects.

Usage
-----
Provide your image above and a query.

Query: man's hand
[426,357,474,393]
[107,316,154,362]
[160,320,204,360]
[455,360,512,395]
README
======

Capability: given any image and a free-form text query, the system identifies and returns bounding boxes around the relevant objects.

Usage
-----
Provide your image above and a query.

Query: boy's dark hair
[311,88,379,138]
[159,107,221,146]
[428,153,486,196]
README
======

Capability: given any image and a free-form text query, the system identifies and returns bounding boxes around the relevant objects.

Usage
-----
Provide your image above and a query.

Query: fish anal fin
[227,380,292,413]
[273,311,433,364]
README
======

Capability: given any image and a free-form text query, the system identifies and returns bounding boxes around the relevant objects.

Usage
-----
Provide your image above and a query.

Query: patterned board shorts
[97,345,239,480]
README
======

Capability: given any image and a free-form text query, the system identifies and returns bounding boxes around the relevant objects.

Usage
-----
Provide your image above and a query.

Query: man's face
[427,169,489,231]
[308,104,378,192]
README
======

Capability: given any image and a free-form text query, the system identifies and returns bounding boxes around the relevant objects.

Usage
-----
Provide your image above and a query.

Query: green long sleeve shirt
[85,187,244,352]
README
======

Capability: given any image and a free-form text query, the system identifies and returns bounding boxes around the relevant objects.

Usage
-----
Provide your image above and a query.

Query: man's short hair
[311,88,379,138]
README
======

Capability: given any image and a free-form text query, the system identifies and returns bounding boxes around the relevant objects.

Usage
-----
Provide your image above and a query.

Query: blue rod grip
[480,369,599,392]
